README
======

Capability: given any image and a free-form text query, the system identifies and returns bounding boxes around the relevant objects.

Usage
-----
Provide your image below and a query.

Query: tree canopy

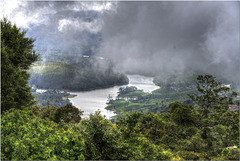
[1,18,39,112]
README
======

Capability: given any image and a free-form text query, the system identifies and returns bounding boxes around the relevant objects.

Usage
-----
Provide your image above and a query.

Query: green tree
[169,102,194,126]
[54,104,83,124]
[188,75,236,117]
[79,111,123,160]
[188,75,238,151]
[116,112,173,160]
[38,106,57,121]
[1,18,39,112]
[1,108,85,160]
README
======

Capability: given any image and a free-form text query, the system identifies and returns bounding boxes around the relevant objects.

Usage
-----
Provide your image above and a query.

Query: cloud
[1,1,239,84]
[1,1,111,56]
[58,18,102,33]
[99,1,239,83]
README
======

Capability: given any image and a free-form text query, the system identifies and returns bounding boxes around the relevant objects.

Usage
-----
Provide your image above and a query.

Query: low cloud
[1,1,239,84]
[99,2,239,83]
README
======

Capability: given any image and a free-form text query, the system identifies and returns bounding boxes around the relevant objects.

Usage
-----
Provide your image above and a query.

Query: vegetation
[2,97,239,160]
[188,75,237,117]
[1,107,85,160]
[29,61,129,91]
[32,89,73,108]
[112,75,239,160]
[153,73,197,88]
[1,18,239,160]
[106,85,199,119]
[1,18,39,112]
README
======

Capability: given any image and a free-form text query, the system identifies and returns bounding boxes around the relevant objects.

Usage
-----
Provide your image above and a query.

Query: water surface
[69,75,160,118]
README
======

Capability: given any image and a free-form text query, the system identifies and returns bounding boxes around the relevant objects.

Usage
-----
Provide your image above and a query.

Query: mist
[1,1,239,84]
[99,2,239,84]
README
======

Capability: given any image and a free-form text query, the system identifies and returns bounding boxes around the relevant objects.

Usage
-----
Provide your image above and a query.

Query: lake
[69,75,160,118]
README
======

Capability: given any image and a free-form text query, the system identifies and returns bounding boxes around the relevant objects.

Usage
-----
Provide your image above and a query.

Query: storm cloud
[99,2,239,83]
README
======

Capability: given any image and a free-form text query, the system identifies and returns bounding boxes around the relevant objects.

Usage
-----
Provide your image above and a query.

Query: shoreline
[35,81,130,93]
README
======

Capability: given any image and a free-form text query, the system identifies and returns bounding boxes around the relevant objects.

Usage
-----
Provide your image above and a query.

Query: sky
[1,1,239,84]
[1,1,112,55]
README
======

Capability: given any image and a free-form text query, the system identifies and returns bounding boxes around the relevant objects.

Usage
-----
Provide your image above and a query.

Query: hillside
[29,61,129,91]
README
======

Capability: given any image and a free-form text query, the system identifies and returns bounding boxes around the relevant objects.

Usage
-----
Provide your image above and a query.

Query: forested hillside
[29,61,129,91]
[1,18,239,160]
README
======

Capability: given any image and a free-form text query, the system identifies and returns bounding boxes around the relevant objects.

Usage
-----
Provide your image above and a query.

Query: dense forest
[1,18,240,160]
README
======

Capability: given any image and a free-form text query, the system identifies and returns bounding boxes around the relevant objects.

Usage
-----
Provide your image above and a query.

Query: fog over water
[69,75,159,118]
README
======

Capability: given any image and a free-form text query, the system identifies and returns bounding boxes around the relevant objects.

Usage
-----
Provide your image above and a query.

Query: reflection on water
[69,75,160,118]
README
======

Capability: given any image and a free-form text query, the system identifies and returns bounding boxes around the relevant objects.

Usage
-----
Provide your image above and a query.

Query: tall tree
[188,75,237,117]
[1,18,39,112]
[188,75,238,149]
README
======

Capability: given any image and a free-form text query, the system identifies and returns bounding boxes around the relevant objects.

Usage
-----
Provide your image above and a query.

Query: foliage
[115,107,239,160]
[118,86,138,95]
[169,102,194,126]
[220,148,240,160]
[111,75,239,160]
[106,85,198,119]
[1,18,39,112]
[78,111,123,160]
[38,106,57,121]
[32,90,72,108]
[116,112,173,160]
[1,108,85,160]
[188,75,236,117]
[120,135,172,160]
[32,104,83,125]
[54,104,83,124]
[2,55,240,161]
[176,151,206,160]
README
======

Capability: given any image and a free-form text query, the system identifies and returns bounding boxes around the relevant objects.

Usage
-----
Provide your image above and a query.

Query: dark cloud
[99,2,239,83]
[2,1,239,84]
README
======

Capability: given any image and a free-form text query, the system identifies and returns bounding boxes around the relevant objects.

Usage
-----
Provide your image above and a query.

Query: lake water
[69,75,160,118]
